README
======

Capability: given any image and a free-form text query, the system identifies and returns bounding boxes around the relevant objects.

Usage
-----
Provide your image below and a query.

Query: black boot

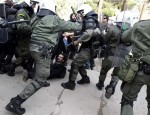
[5,63,16,76]
[105,81,117,99]
[148,105,150,115]
[42,81,50,87]
[0,63,7,74]
[96,81,104,90]
[77,76,90,84]
[61,81,76,90]
[5,95,26,114]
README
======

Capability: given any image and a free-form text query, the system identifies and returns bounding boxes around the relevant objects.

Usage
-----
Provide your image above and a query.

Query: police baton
[8,20,30,25]
[0,20,30,28]
[71,6,80,22]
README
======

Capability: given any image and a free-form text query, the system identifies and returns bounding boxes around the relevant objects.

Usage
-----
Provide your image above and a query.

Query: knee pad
[71,61,78,72]
[31,79,44,90]
[71,61,77,68]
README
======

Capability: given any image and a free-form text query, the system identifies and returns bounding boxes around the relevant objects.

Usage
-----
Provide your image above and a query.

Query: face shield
[12,0,18,4]
[33,2,39,14]
[76,10,84,21]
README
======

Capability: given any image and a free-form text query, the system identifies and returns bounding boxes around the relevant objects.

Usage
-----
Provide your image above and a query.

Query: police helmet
[116,11,132,24]
[39,0,55,13]
[24,0,39,7]
[77,4,92,16]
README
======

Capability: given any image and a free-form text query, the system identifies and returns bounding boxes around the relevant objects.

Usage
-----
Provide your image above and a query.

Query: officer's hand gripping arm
[57,16,82,32]
[77,28,101,43]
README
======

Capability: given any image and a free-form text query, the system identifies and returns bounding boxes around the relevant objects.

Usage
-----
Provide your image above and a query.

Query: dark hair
[70,13,76,22]
[103,14,109,21]
[58,53,67,63]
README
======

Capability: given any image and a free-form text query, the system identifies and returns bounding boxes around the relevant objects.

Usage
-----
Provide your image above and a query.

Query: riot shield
[0,3,8,43]
[0,3,6,19]
[111,44,131,67]
[0,3,30,43]
[0,28,8,43]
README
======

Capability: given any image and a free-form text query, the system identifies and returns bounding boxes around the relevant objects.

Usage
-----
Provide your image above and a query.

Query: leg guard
[5,95,26,114]
[120,97,133,115]
[34,79,50,87]
[98,69,107,82]
[69,61,79,82]
[62,62,76,90]
[105,81,118,99]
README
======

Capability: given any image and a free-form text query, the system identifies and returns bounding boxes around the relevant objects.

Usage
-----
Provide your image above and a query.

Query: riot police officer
[5,0,39,76]
[0,0,17,74]
[120,19,150,115]
[5,0,82,114]
[61,4,101,90]
[96,11,132,99]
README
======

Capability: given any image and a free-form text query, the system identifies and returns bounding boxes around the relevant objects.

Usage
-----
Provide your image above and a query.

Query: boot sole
[105,87,113,99]
[61,84,75,90]
[7,73,15,76]
[96,84,104,90]
[77,82,90,85]
[5,104,25,115]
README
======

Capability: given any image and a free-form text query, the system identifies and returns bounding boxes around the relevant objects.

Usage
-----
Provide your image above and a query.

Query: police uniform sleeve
[77,28,101,43]
[16,10,32,34]
[77,17,101,43]
[102,25,114,44]
[121,28,132,43]
[57,16,82,32]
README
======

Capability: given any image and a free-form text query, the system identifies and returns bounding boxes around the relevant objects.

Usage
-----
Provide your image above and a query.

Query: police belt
[132,54,150,75]
[139,61,150,75]
[32,41,54,56]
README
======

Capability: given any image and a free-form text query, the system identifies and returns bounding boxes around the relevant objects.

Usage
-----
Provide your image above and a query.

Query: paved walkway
[0,59,147,115]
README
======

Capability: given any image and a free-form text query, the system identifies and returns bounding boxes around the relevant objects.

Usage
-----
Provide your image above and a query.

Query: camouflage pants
[19,51,51,99]
[99,57,119,83]
[121,71,150,115]
[69,48,91,81]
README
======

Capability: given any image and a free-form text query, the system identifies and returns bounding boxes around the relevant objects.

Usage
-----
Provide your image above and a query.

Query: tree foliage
[102,1,115,16]
[16,0,147,19]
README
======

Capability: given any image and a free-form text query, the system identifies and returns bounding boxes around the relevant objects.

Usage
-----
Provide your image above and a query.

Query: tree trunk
[121,0,126,11]
[98,0,103,22]
[139,0,146,20]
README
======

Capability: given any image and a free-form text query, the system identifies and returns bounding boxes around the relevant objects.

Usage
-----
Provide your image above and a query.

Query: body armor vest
[81,11,100,48]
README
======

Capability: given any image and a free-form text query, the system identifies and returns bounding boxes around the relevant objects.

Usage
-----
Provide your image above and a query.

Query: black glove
[0,18,8,28]
[13,4,22,10]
